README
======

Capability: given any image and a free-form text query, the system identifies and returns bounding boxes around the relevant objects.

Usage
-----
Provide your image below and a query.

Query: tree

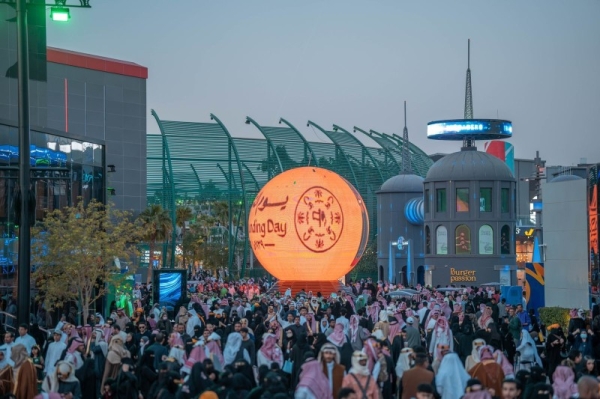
[31,199,140,325]
[176,206,193,269]
[138,204,173,284]
[349,240,378,282]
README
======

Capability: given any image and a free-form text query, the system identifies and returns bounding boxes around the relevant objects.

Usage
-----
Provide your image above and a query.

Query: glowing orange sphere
[248,167,369,281]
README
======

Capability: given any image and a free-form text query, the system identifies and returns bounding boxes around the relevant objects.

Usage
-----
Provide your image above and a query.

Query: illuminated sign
[248,167,368,281]
[427,119,513,140]
[450,268,477,283]
[590,185,598,269]
[524,228,535,237]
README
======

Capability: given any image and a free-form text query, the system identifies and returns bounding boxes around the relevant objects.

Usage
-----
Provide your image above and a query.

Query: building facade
[0,3,147,272]
[423,147,517,286]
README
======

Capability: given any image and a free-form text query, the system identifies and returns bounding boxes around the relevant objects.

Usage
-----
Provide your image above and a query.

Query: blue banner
[525,262,545,312]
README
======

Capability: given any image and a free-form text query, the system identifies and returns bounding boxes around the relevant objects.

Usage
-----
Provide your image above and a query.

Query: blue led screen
[427,119,513,140]
[158,272,183,308]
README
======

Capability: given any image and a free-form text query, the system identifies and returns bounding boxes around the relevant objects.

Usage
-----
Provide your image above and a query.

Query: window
[455,225,471,254]
[501,225,511,254]
[501,188,510,213]
[456,188,469,212]
[436,189,447,212]
[436,226,448,254]
[479,225,494,254]
[425,226,431,254]
[424,189,430,213]
[480,188,492,212]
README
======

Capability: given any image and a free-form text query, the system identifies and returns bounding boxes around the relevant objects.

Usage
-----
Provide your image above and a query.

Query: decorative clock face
[248,167,368,281]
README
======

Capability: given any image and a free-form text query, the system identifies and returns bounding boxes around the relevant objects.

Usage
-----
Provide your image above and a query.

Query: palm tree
[176,206,193,269]
[138,204,172,285]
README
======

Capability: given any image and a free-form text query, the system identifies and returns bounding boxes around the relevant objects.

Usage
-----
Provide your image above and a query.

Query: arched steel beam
[278,118,318,167]
[392,133,430,160]
[389,133,422,173]
[353,126,401,173]
[151,109,178,269]
[216,163,232,186]
[245,117,284,177]
[332,124,385,183]
[242,163,260,193]
[190,164,204,192]
[210,114,249,278]
[307,120,359,190]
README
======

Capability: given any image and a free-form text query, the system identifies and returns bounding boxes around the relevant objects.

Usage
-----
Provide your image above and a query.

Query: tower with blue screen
[423,40,517,286]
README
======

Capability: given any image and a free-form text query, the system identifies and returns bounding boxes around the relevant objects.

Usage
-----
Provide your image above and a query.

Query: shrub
[539,307,571,331]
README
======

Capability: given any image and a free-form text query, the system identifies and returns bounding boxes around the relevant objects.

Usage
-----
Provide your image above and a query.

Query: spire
[464,39,473,120]
[463,39,475,148]
[402,101,411,173]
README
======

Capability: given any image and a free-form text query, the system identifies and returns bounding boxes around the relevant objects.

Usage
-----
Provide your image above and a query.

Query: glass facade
[480,188,492,212]
[0,124,105,241]
[478,225,494,254]
[501,225,511,254]
[455,224,471,254]
[501,188,510,213]
[436,225,448,254]
[456,188,469,212]
[436,188,446,212]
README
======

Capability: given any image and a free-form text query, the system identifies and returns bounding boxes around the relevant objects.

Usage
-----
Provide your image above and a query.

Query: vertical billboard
[484,141,515,176]
[589,165,599,287]
[525,262,545,311]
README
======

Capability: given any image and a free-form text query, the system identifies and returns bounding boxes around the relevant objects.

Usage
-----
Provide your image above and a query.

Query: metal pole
[388,241,394,283]
[17,0,31,327]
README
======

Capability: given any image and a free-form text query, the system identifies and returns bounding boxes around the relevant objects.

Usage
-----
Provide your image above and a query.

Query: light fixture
[107,187,116,196]
[107,165,116,173]
[50,7,70,21]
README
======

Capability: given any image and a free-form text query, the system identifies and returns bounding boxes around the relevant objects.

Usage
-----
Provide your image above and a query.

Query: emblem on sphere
[294,186,344,253]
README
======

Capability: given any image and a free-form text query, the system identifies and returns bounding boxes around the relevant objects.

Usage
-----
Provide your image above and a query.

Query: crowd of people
[0,272,599,399]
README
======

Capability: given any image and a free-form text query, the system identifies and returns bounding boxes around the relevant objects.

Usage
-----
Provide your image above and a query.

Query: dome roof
[425,149,515,182]
[550,174,583,183]
[378,173,424,193]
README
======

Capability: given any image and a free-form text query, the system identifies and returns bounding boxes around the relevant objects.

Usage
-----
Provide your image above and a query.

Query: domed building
[424,147,517,286]
[376,103,426,286]
[377,173,425,285]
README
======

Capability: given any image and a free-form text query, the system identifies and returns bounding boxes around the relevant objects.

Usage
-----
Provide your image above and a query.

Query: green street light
[50,6,70,21]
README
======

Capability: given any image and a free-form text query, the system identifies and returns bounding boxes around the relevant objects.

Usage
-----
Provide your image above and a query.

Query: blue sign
[427,119,513,141]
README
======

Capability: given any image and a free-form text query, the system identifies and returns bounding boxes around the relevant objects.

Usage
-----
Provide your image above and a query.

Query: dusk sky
[47,0,600,166]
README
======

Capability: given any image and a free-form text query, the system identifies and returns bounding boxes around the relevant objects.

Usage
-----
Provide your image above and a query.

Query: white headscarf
[471,338,486,362]
[223,332,250,365]
[436,353,470,399]
[348,351,370,376]
[93,329,108,357]
[42,361,78,393]
[95,313,105,326]
[518,328,542,367]
[168,347,186,366]
[395,348,413,379]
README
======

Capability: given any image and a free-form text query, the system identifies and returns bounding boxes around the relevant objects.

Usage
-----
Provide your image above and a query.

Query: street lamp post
[13,0,91,326]
[390,237,414,286]
[16,0,31,327]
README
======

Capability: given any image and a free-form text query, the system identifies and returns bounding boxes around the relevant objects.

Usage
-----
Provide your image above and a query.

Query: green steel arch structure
[365,128,433,177]
[147,113,433,277]
[353,127,403,175]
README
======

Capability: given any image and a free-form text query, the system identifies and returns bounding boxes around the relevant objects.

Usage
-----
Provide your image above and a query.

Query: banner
[525,262,545,312]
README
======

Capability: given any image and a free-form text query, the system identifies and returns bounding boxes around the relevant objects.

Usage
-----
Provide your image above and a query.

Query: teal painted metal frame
[151,109,178,269]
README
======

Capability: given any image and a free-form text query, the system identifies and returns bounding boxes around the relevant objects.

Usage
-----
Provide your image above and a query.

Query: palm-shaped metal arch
[245,117,284,179]
[151,109,178,268]
[307,121,360,190]
[210,114,250,277]
[353,126,402,176]
[331,124,386,183]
